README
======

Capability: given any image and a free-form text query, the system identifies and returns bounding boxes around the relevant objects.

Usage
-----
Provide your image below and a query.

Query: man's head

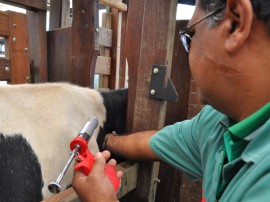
[182,0,270,121]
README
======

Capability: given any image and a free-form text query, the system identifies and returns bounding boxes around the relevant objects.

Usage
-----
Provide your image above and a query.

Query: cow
[0,82,127,201]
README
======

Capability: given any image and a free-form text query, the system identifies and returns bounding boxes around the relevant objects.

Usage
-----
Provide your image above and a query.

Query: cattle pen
[0,0,204,201]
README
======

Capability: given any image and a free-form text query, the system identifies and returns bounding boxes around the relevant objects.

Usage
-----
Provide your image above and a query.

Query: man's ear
[224,0,253,53]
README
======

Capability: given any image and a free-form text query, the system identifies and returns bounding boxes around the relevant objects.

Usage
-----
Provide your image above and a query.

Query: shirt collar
[229,102,270,140]
[219,102,270,163]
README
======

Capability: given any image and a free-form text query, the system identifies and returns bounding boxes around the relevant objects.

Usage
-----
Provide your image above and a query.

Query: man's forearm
[104,130,160,161]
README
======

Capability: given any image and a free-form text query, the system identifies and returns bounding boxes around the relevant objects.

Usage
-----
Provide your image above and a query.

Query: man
[73,0,270,201]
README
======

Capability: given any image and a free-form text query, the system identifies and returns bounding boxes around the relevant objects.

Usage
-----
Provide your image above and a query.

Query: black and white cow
[0,83,127,201]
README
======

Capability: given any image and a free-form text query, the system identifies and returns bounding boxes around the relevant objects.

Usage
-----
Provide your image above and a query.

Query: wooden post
[27,10,48,82]
[71,0,99,87]
[155,20,193,202]
[124,0,177,201]
[8,11,31,83]
[49,0,71,31]
[110,1,128,89]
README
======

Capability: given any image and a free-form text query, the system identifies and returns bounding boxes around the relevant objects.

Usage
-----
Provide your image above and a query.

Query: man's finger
[107,158,117,166]
[101,150,111,161]
[91,152,106,175]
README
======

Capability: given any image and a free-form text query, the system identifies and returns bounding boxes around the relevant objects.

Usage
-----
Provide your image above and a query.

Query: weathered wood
[47,28,72,82]
[99,0,127,12]
[42,187,80,202]
[0,58,11,80]
[117,161,139,199]
[49,0,72,31]
[42,161,139,201]
[155,20,192,202]
[114,10,122,89]
[27,10,48,82]
[110,6,127,89]
[8,11,31,83]
[95,56,111,75]
[99,27,112,47]
[0,11,9,36]
[0,0,46,11]
[102,11,112,29]
[99,12,112,89]
[71,0,99,87]
[124,0,177,201]
[61,0,72,28]
[49,0,62,30]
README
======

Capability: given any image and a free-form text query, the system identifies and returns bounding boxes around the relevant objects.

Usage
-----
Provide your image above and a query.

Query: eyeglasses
[179,5,226,53]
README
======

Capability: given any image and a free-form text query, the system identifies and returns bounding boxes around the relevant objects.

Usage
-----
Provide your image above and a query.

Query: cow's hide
[0,134,43,202]
[0,83,106,199]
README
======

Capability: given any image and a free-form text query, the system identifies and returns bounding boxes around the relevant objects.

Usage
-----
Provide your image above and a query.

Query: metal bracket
[149,64,178,102]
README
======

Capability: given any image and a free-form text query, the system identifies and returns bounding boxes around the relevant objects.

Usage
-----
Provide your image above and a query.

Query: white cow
[0,83,106,200]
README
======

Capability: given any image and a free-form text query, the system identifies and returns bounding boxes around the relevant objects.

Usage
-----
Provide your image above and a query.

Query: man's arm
[104,130,160,161]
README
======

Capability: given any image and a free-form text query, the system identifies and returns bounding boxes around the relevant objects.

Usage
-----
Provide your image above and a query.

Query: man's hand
[72,151,123,202]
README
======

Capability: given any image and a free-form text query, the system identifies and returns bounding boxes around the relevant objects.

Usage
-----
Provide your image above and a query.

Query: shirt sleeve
[149,106,210,180]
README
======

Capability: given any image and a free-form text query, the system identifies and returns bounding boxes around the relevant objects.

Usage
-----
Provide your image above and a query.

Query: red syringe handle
[71,137,120,192]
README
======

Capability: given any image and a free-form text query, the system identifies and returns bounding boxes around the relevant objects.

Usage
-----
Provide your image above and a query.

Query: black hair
[199,0,270,33]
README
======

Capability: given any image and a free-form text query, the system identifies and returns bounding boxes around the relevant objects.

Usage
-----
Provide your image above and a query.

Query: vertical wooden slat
[27,10,48,82]
[155,20,192,202]
[0,11,9,36]
[124,0,177,201]
[110,4,128,89]
[47,28,72,82]
[71,0,99,87]
[49,0,62,30]
[98,11,112,88]
[49,0,71,31]
[8,11,31,83]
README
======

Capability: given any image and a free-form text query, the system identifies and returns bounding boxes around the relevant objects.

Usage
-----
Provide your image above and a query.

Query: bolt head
[5,67,9,71]
[150,89,156,95]
[153,68,159,74]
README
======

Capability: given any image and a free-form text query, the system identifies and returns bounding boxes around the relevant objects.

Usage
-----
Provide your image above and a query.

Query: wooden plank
[42,187,79,202]
[99,0,127,12]
[123,0,177,201]
[109,6,127,89]
[27,10,48,82]
[95,56,111,75]
[8,11,31,83]
[117,161,139,199]
[42,161,139,201]
[61,0,72,28]
[102,12,112,29]
[99,27,112,47]
[47,28,72,82]
[71,0,99,87]
[0,11,9,36]
[99,12,112,89]
[0,0,46,11]
[49,0,72,31]
[49,0,62,31]
[0,58,11,80]
[155,20,192,202]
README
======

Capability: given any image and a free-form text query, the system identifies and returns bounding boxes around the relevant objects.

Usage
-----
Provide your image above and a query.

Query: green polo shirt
[150,104,270,201]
